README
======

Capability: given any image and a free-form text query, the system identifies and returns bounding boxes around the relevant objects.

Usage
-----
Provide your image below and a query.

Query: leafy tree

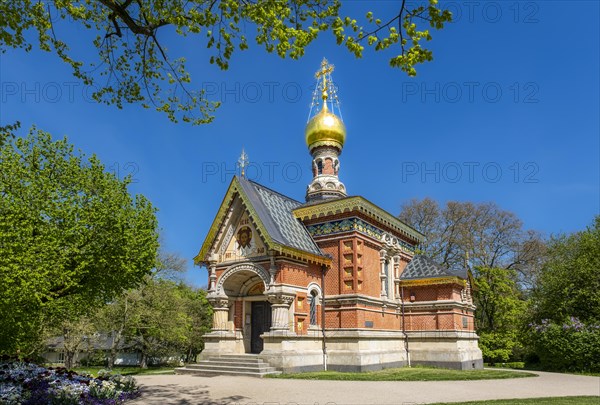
[473,267,525,363]
[1,0,451,124]
[399,198,546,287]
[93,293,134,369]
[529,216,600,325]
[524,216,600,372]
[526,318,600,372]
[125,277,189,368]
[0,121,20,148]
[179,285,212,363]
[0,127,159,353]
[94,251,212,367]
[398,198,539,362]
[53,315,96,369]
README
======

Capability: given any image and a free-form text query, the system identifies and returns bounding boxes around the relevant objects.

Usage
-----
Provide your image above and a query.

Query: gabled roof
[238,177,324,256]
[400,255,468,280]
[195,176,329,265]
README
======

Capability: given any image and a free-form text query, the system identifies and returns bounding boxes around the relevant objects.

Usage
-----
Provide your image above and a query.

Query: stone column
[268,252,277,286]
[208,295,230,331]
[393,255,401,299]
[207,260,217,293]
[267,293,295,334]
[380,250,388,298]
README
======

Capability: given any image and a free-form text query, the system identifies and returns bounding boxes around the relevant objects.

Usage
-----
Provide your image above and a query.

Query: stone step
[208,354,261,360]
[175,367,281,378]
[175,354,281,378]
[206,357,266,364]
[204,359,269,366]
[186,363,278,373]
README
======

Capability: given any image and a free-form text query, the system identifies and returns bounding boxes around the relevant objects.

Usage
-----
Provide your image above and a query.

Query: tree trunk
[108,348,117,369]
[64,351,74,370]
[139,351,148,369]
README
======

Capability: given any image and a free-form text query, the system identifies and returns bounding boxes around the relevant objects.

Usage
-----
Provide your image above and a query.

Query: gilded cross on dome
[237,148,249,178]
[315,58,334,103]
[315,58,334,79]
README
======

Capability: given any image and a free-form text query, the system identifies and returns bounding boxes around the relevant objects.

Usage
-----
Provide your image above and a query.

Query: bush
[485,362,525,369]
[79,351,108,367]
[527,318,600,372]
[478,331,521,364]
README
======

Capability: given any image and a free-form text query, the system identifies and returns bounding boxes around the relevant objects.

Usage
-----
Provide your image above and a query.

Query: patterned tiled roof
[401,255,467,280]
[238,177,324,257]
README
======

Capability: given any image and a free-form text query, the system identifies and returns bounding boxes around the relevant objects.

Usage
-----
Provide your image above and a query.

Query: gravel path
[130,370,600,405]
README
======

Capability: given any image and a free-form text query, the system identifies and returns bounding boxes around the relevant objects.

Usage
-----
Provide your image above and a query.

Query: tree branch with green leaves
[1,0,451,125]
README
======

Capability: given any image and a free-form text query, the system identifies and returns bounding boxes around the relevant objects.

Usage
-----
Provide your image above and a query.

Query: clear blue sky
[1,1,598,287]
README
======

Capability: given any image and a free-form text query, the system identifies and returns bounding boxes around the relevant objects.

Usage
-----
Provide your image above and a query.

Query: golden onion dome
[305,104,346,151]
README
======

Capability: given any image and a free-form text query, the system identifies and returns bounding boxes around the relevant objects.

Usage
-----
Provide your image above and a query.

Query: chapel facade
[194,59,483,372]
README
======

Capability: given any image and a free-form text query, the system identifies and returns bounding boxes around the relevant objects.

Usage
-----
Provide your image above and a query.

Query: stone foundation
[324,330,408,372]
[406,330,483,370]
[200,329,483,372]
[199,330,245,359]
[259,329,409,373]
[260,331,326,372]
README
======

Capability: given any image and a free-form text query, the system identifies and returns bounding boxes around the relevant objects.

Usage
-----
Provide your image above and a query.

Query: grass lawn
[267,366,536,381]
[431,397,599,405]
[71,366,175,377]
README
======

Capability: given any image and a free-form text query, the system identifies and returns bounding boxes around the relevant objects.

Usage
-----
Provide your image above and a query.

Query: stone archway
[216,262,270,297]
[209,262,272,353]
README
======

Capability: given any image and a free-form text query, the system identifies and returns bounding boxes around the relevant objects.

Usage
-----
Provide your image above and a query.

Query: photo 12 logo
[401,82,539,104]
[109,162,140,183]
[201,161,304,184]
[405,1,540,24]
[201,82,303,104]
[399,161,540,184]
[1,81,100,104]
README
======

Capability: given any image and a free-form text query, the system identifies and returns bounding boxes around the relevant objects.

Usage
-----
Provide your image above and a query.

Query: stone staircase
[175,354,281,378]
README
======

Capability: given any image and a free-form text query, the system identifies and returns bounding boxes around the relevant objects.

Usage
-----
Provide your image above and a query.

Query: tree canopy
[524,216,600,372]
[529,216,600,325]
[79,251,212,369]
[1,0,451,124]
[0,127,159,353]
[399,198,546,287]
[398,198,541,364]
[473,267,526,363]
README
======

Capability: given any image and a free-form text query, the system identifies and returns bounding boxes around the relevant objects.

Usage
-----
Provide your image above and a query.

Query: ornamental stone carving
[215,262,270,295]
[267,292,296,333]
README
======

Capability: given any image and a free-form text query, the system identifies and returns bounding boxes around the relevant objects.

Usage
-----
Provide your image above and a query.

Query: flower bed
[0,357,139,404]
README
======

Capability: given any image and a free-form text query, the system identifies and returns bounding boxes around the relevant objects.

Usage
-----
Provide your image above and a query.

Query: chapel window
[310,290,318,325]
[384,260,390,296]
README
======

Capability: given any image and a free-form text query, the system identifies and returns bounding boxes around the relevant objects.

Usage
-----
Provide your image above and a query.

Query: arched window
[317,160,323,175]
[309,289,318,325]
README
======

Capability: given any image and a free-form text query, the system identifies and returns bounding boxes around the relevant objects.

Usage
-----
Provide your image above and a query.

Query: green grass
[431,397,599,405]
[486,363,600,377]
[71,366,175,377]
[267,366,536,381]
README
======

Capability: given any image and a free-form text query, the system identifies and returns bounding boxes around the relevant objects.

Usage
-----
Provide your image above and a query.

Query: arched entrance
[215,263,272,353]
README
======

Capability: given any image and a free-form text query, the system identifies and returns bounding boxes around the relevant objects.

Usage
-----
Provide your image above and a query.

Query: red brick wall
[209,229,476,334]
[234,300,243,329]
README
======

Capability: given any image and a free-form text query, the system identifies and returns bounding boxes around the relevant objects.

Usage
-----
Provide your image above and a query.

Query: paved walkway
[131,370,600,405]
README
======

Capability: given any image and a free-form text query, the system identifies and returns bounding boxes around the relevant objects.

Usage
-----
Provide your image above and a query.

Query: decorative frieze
[306,217,415,253]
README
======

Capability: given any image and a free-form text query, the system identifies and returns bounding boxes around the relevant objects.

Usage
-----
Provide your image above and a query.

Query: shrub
[527,318,600,372]
[485,362,525,369]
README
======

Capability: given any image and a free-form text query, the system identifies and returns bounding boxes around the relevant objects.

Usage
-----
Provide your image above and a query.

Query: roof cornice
[293,196,424,243]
